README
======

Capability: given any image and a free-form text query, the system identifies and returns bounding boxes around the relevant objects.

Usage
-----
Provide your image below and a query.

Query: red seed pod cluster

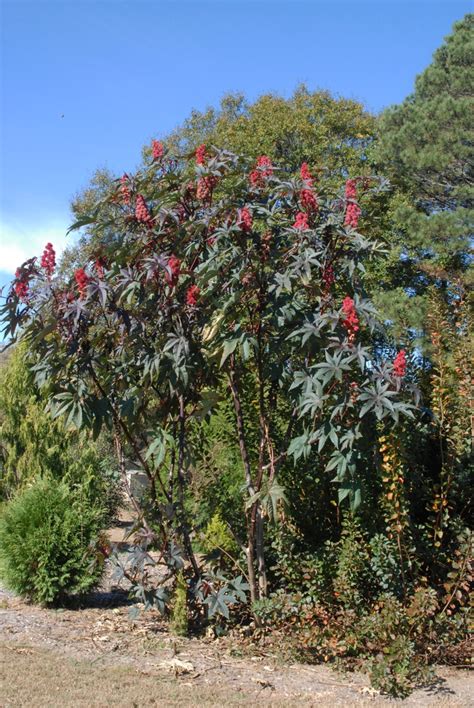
[74,267,90,299]
[345,202,361,229]
[293,211,309,230]
[195,144,208,165]
[94,257,106,279]
[165,255,181,287]
[14,269,29,301]
[196,175,218,201]
[249,155,273,189]
[345,179,358,199]
[344,178,361,229]
[135,194,152,223]
[300,188,318,213]
[40,242,56,277]
[152,139,164,160]
[349,381,359,404]
[238,207,253,233]
[120,174,131,205]
[393,350,407,378]
[322,264,335,290]
[300,162,314,187]
[341,296,359,342]
[186,284,200,307]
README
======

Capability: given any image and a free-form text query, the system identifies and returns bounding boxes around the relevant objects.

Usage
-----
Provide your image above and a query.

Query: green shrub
[0,478,105,605]
[200,512,239,556]
[170,571,189,636]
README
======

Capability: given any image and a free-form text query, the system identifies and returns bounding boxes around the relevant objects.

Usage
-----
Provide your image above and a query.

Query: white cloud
[0,218,72,275]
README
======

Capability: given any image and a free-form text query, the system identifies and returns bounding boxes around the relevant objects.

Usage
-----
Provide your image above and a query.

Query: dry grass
[0,642,256,707]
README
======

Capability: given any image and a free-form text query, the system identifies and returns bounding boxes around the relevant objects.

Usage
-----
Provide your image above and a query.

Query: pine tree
[374,14,473,340]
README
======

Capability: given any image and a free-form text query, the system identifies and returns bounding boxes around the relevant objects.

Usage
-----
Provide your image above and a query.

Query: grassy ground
[1,587,473,708]
[0,642,255,707]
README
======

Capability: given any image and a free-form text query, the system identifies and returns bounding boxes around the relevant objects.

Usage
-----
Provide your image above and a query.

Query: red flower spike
[393,350,407,378]
[40,242,56,277]
[195,144,207,165]
[293,212,309,230]
[238,207,253,233]
[152,139,164,160]
[186,284,200,307]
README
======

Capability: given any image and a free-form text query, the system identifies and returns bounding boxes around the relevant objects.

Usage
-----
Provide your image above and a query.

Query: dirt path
[0,586,472,707]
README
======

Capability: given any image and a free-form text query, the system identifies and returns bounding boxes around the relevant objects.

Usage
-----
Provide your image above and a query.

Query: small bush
[0,478,105,605]
[200,511,239,556]
[170,571,189,636]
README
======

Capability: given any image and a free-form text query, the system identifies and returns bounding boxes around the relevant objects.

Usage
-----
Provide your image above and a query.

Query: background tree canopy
[373,14,473,341]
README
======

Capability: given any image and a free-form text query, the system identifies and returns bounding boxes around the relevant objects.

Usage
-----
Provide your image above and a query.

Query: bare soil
[0,581,472,707]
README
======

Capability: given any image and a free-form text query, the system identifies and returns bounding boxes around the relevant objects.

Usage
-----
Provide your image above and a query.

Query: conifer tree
[374,14,473,338]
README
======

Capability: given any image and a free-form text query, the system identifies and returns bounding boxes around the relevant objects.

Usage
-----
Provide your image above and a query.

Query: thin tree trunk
[177,396,201,579]
[227,360,259,603]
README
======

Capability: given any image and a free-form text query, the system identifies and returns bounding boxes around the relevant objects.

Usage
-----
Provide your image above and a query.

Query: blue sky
[0,0,471,292]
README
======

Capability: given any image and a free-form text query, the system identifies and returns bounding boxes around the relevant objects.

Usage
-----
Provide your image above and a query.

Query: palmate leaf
[288,431,314,461]
[205,588,234,619]
[245,479,287,521]
[229,575,250,602]
[144,429,174,469]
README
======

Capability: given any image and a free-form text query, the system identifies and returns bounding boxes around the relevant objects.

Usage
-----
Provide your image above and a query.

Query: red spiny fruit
[74,267,90,299]
[300,188,318,213]
[40,242,56,277]
[195,144,208,164]
[152,139,164,160]
[14,267,32,302]
[94,257,106,279]
[350,381,359,403]
[293,211,309,230]
[341,296,359,342]
[345,179,358,199]
[238,207,253,233]
[393,350,407,378]
[322,264,335,290]
[166,255,181,287]
[300,162,314,187]
[120,174,131,205]
[257,155,273,173]
[14,279,29,301]
[186,284,200,307]
[344,179,361,228]
[344,202,361,229]
[249,155,273,188]
[196,175,218,201]
[135,194,152,223]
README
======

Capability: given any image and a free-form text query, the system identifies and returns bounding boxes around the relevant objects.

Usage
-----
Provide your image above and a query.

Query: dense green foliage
[0,477,105,604]
[0,344,122,518]
[374,14,473,339]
